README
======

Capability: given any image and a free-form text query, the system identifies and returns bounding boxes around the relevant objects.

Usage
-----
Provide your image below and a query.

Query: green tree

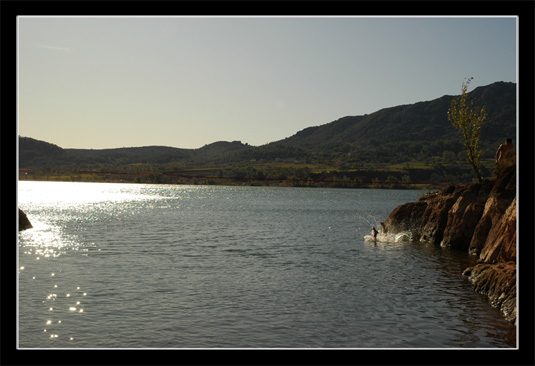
[447,77,487,183]
[442,151,456,165]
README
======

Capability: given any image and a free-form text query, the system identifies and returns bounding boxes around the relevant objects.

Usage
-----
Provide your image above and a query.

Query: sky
[17,16,517,150]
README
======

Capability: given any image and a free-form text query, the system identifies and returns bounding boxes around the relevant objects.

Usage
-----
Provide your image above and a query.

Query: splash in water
[364,230,412,243]
[355,211,412,243]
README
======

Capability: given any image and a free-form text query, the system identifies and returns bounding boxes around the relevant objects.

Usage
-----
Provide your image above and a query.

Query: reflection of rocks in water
[19,208,32,231]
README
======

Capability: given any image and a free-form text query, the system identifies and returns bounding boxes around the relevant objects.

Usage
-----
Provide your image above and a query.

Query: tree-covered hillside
[268,81,515,163]
[19,81,516,187]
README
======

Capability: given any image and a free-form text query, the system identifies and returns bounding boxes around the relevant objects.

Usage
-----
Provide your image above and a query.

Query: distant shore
[18,176,443,190]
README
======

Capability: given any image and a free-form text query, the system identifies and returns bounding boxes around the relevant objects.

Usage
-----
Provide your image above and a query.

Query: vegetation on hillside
[19,81,516,189]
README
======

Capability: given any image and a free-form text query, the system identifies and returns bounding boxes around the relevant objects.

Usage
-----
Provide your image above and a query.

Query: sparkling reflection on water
[18,181,516,348]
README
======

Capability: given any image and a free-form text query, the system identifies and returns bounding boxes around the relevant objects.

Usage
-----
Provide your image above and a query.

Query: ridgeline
[19,81,515,188]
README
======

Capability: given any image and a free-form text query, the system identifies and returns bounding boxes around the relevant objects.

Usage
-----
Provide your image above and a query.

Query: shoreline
[18,176,443,191]
[383,164,517,325]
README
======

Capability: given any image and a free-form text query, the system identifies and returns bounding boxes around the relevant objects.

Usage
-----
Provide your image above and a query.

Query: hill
[266,81,515,163]
[19,81,516,187]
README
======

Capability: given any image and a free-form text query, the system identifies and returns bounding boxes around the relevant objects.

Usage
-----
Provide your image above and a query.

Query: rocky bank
[19,208,32,231]
[384,164,517,324]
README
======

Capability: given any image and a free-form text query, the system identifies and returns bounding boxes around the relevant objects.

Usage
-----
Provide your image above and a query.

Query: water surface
[18,181,516,348]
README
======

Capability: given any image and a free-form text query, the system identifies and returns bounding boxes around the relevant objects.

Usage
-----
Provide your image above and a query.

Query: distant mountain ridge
[270,81,515,151]
[19,81,516,171]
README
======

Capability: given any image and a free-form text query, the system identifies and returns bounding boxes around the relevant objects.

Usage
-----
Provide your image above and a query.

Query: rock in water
[382,164,517,323]
[19,209,32,231]
[465,261,517,324]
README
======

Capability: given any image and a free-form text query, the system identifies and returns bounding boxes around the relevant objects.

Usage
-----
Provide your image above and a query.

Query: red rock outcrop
[462,261,517,323]
[383,164,517,323]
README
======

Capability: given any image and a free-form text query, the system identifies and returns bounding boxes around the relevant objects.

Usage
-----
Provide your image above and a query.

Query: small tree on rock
[447,77,487,183]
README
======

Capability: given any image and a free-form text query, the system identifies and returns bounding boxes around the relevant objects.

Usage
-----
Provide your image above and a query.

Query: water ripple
[18,182,516,348]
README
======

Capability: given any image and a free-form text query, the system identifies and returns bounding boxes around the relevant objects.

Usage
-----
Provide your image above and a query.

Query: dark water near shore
[18,181,516,348]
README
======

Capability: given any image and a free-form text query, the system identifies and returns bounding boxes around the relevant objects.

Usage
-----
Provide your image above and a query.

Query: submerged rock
[19,209,32,231]
[383,164,517,323]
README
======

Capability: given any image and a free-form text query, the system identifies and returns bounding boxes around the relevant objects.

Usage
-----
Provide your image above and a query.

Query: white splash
[364,230,412,243]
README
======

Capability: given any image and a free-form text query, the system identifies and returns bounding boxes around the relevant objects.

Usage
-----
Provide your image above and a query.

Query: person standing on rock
[495,138,514,163]
[494,138,515,176]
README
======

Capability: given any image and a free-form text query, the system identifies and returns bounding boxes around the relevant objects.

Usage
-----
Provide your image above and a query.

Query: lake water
[17,181,516,348]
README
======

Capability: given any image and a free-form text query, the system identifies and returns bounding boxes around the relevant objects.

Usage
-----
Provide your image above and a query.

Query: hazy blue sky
[18,16,517,149]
